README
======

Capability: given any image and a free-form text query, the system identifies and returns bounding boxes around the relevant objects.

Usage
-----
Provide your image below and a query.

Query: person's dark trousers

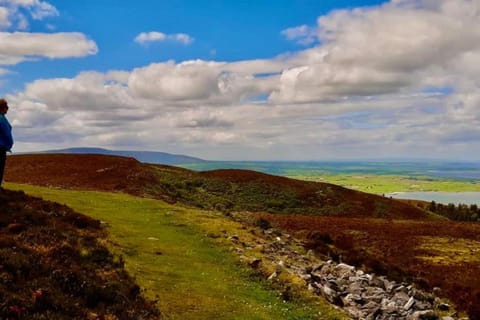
[0,149,6,186]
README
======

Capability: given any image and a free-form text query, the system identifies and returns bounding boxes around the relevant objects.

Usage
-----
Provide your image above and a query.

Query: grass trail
[6,183,347,320]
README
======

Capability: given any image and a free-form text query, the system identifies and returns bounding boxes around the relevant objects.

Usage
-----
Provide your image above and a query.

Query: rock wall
[224,220,465,320]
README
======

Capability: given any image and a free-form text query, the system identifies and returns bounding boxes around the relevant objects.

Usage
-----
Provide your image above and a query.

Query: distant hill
[40,147,207,165]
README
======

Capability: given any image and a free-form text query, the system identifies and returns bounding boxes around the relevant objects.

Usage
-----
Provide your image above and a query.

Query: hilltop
[39,147,207,165]
[6,154,435,221]
[0,188,158,319]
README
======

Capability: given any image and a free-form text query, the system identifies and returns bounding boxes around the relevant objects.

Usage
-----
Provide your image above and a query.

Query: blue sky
[3,0,386,92]
[1,0,480,160]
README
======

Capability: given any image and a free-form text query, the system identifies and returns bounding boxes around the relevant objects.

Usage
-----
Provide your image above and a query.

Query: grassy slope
[5,154,436,220]
[6,183,347,320]
[147,165,435,220]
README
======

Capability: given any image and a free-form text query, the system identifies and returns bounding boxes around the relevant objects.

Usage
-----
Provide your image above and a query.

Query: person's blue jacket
[0,114,13,151]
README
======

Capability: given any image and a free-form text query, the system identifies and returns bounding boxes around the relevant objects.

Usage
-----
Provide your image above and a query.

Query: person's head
[0,99,8,115]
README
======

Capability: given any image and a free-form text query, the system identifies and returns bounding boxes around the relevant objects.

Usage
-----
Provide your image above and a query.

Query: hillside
[0,188,158,319]
[6,154,435,220]
[4,154,477,318]
[40,147,207,165]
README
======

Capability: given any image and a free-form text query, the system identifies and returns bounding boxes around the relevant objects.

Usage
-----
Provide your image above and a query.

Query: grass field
[290,174,480,194]
[182,162,480,194]
[6,183,347,320]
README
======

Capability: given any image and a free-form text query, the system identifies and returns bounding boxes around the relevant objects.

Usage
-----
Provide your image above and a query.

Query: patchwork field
[182,161,480,194]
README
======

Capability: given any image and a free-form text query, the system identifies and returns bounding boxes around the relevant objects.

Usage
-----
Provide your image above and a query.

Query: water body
[387,191,480,205]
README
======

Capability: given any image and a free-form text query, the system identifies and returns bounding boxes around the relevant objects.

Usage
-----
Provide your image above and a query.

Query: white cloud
[0,0,97,73]
[134,31,166,44]
[134,31,193,45]
[173,33,193,45]
[272,0,480,104]
[281,24,317,45]
[0,32,98,65]
[0,7,10,28]
[0,67,10,75]
[7,0,480,160]
[0,0,58,30]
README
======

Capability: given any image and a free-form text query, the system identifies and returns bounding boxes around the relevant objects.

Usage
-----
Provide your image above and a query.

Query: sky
[1,0,480,161]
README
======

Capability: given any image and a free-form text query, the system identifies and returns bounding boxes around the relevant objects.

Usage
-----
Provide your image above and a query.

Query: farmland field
[182,161,480,194]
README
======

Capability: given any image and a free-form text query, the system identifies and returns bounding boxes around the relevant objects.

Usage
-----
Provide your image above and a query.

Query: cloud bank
[7,0,480,160]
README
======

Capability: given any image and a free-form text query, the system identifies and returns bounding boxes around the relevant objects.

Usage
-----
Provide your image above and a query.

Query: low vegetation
[7,183,348,320]
[5,154,480,318]
[254,212,480,319]
[6,154,434,220]
[0,188,158,319]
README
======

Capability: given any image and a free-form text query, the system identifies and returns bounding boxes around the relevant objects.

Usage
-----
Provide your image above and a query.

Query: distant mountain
[40,147,207,165]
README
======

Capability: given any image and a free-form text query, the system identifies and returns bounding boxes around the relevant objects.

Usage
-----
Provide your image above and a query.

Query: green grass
[290,174,480,194]
[6,183,347,320]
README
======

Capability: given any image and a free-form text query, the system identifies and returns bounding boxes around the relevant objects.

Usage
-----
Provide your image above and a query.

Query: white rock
[404,296,415,310]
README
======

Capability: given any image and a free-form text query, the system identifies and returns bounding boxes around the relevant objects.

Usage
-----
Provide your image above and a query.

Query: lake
[387,191,480,205]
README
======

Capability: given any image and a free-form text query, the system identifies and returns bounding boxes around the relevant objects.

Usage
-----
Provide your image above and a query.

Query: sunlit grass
[290,174,480,194]
[6,182,347,320]
[416,236,480,265]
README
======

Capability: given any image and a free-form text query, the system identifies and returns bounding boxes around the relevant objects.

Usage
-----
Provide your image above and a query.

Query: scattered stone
[248,258,261,269]
[267,272,277,280]
[227,215,461,320]
[404,296,415,310]
[438,303,450,311]
[408,310,438,320]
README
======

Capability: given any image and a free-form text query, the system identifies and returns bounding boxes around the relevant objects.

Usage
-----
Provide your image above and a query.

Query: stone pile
[225,223,464,320]
[301,260,451,319]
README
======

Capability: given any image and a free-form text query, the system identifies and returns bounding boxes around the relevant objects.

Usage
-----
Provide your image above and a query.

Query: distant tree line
[428,201,480,222]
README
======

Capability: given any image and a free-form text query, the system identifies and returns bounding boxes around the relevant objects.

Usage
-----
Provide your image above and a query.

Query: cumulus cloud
[0,32,97,63]
[271,0,480,104]
[7,0,480,160]
[0,0,97,71]
[0,0,58,30]
[134,31,193,45]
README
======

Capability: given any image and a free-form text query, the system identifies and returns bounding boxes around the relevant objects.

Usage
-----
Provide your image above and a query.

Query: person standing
[0,98,13,186]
